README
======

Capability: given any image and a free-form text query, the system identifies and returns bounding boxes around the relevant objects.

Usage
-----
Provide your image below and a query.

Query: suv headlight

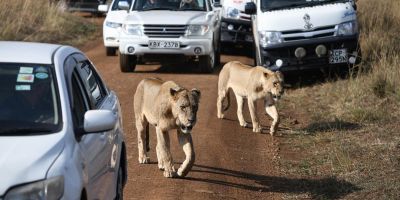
[186,25,210,36]
[105,21,122,28]
[258,31,283,48]
[336,20,358,36]
[225,7,240,19]
[122,24,142,36]
[4,176,64,200]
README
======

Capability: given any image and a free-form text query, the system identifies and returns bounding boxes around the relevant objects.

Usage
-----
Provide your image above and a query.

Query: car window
[133,0,207,11]
[0,63,61,135]
[71,71,89,130]
[75,61,107,108]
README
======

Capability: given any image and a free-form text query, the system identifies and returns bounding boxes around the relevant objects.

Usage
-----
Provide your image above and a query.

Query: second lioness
[217,61,284,135]
[134,78,200,178]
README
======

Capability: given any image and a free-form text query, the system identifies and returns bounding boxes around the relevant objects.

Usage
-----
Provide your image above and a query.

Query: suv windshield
[261,0,349,11]
[133,0,207,11]
[0,63,61,135]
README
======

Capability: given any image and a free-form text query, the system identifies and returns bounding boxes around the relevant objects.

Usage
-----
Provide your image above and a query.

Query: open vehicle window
[133,0,207,11]
[261,0,349,11]
[0,63,61,135]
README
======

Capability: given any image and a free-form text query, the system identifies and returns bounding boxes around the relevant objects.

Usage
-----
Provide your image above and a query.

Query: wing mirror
[83,110,117,133]
[98,4,109,13]
[245,2,256,15]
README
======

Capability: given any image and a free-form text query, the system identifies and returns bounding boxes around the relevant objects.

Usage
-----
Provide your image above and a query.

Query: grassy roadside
[277,0,400,199]
[0,0,100,46]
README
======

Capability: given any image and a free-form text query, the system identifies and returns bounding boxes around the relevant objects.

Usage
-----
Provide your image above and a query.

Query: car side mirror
[245,2,256,15]
[118,1,130,11]
[83,110,117,133]
[98,4,109,13]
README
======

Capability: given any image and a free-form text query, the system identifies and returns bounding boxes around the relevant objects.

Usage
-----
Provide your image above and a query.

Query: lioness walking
[217,61,284,135]
[134,78,200,178]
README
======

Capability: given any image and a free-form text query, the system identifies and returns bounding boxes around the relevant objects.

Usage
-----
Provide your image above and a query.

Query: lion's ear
[170,87,182,97]
[191,88,201,100]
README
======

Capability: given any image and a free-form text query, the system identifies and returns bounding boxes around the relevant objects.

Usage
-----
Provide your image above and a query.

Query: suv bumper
[220,18,253,44]
[119,37,213,56]
[259,35,360,71]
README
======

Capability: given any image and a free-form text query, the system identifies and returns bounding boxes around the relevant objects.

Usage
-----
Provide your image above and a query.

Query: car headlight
[225,7,240,19]
[105,21,122,28]
[186,25,210,36]
[336,20,358,36]
[4,176,64,200]
[258,31,283,48]
[122,24,142,36]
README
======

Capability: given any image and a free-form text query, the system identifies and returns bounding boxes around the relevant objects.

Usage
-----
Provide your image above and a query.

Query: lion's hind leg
[136,115,150,164]
[265,105,280,136]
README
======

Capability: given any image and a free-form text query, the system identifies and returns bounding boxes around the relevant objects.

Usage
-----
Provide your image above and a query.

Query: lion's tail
[145,123,150,152]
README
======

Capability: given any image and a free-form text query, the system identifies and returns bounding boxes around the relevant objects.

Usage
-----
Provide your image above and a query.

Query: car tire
[106,47,117,56]
[114,164,124,200]
[199,48,216,73]
[119,54,137,72]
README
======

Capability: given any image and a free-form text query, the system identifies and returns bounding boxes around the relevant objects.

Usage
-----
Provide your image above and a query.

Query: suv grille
[282,25,336,41]
[143,24,187,38]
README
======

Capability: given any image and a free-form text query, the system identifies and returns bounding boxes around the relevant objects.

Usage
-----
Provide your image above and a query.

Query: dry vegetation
[0,0,98,46]
[278,0,400,199]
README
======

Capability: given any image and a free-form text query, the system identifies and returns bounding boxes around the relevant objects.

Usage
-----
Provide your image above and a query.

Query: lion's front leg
[265,105,279,136]
[155,127,176,178]
[176,130,195,177]
[248,99,261,132]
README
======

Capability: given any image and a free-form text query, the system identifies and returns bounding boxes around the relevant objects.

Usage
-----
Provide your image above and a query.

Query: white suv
[99,0,133,56]
[118,0,221,73]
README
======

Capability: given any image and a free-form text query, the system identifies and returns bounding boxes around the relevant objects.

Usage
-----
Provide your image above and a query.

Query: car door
[71,55,118,199]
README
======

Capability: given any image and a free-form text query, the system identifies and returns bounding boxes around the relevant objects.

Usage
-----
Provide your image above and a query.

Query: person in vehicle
[142,0,159,9]
[179,0,199,9]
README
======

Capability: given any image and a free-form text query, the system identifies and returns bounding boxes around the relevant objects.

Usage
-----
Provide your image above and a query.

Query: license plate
[329,49,348,64]
[148,41,180,49]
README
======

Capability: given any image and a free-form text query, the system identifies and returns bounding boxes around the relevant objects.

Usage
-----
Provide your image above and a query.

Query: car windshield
[261,0,349,11]
[133,0,207,11]
[0,63,61,135]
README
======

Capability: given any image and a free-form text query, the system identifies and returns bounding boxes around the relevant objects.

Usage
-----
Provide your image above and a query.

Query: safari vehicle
[98,0,134,56]
[64,0,107,13]
[220,0,253,47]
[118,0,221,73]
[0,42,127,200]
[245,0,360,71]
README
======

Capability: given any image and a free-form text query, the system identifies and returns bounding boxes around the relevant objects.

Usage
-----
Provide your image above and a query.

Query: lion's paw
[163,170,177,178]
[217,113,224,119]
[253,125,262,133]
[240,121,249,127]
[138,156,150,164]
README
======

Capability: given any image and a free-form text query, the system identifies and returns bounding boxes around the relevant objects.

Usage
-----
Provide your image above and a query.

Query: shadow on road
[303,120,361,134]
[188,164,360,199]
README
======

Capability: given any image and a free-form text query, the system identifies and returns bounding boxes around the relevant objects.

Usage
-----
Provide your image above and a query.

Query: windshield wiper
[141,7,175,11]
[179,8,204,11]
[265,3,308,11]
[309,0,348,6]
[0,127,54,134]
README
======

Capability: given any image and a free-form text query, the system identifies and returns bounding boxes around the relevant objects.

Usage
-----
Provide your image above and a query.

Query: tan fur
[134,78,200,178]
[217,61,284,135]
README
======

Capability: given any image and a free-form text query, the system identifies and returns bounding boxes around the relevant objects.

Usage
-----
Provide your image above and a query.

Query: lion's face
[170,87,201,134]
[263,71,284,101]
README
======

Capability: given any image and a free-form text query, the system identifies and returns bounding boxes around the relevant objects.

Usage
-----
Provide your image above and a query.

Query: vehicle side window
[75,61,108,109]
[71,72,89,130]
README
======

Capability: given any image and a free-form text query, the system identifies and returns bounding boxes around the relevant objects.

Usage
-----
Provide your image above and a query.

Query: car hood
[105,10,129,23]
[0,133,64,195]
[257,2,356,31]
[125,11,210,25]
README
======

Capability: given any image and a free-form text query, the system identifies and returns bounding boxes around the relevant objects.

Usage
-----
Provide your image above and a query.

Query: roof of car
[0,41,62,64]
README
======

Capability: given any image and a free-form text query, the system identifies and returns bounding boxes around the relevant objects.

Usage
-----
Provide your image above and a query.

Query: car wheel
[106,47,117,56]
[199,50,216,73]
[119,54,137,72]
[215,42,221,67]
[114,164,124,200]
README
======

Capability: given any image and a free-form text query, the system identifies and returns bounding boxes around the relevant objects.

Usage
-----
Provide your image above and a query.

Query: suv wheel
[119,54,137,72]
[106,47,117,56]
[199,50,216,73]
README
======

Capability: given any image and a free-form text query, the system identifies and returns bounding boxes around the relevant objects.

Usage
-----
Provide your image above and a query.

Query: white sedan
[0,41,127,200]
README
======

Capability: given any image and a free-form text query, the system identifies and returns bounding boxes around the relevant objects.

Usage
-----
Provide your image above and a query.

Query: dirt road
[84,39,284,199]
